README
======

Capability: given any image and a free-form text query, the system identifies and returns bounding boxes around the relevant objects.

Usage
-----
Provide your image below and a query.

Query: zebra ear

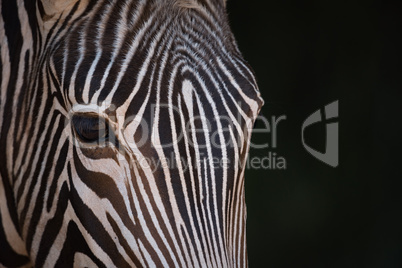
[38,0,88,22]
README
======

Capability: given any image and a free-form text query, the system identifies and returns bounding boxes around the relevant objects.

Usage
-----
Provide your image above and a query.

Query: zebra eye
[72,114,109,144]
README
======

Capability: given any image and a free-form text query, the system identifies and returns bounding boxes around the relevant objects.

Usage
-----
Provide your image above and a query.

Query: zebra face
[1,0,262,267]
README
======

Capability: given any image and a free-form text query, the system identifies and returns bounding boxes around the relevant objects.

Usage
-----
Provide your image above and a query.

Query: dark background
[227,0,401,267]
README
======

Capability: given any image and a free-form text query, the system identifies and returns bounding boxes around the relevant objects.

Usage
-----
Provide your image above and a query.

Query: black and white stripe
[0,0,263,267]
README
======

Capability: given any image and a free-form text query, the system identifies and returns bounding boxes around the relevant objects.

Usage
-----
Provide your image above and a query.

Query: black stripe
[0,211,30,267]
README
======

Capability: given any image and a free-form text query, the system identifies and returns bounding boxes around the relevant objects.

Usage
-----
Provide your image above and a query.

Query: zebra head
[0,0,263,267]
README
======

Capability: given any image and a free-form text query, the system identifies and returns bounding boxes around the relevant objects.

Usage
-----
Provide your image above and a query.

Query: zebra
[0,0,263,267]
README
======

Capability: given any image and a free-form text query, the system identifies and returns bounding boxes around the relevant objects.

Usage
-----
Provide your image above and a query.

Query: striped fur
[0,0,263,267]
